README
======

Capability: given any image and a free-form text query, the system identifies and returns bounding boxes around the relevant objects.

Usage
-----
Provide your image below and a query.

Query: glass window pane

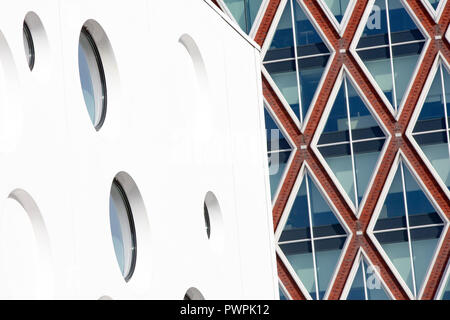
[280,241,317,298]
[346,260,366,300]
[280,180,311,242]
[279,284,289,300]
[347,79,379,133]
[410,227,443,293]
[320,146,355,204]
[443,65,450,120]
[363,260,391,300]
[414,66,445,132]
[314,238,346,299]
[23,22,34,71]
[322,0,350,23]
[375,231,414,293]
[354,148,381,204]
[417,141,450,190]
[298,55,330,120]
[359,49,395,107]
[403,165,442,226]
[375,166,407,230]
[388,0,424,40]
[440,268,450,299]
[428,0,440,10]
[293,0,327,50]
[222,0,263,34]
[308,175,346,237]
[268,150,292,201]
[321,81,349,136]
[266,64,300,120]
[358,0,388,47]
[264,106,291,152]
[78,28,106,130]
[109,179,137,281]
[392,45,422,108]
[267,1,294,57]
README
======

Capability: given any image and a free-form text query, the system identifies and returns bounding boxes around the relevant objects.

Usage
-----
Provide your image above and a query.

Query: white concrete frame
[275,162,353,300]
[367,150,450,300]
[349,0,431,120]
[310,66,392,218]
[317,0,357,37]
[421,0,447,23]
[339,248,395,300]
[405,52,450,201]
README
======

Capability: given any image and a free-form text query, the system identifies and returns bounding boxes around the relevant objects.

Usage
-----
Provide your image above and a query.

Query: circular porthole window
[204,202,211,239]
[203,192,224,251]
[78,26,107,130]
[22,22,35,70]
[109,178,137,282]
[184,287,205,300]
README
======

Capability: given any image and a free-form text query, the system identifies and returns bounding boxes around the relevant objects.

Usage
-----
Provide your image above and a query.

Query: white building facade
[0,0,277,299]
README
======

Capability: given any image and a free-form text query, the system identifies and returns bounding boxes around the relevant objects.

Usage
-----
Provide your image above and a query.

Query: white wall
[0,0,277,299]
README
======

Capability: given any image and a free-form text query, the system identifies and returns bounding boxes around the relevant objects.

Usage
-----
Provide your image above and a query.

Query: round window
[23,22,35,70]
[78,26,107,130]
[109,178,137,281]
[184,287,205,300]
[204,202,211,239]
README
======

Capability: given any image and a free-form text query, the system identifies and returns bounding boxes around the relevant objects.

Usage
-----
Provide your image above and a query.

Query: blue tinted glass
[375,231,415,293]
[347,79,379,132]
[315,238,345,299]
[280,241,317,299]
[428,0,440,10]
[416,141,450,190]
[322,0,350,23]
[354,149,381,204]
[363,260,390,300]
[359,0,388,42]
[264,107,291,151]
[346,260,366,300]
[78,43,96,124]
[375,166,407,230]
[322,81,349,135]
[268,66,300,120]
[269,1,294,52]
[441,269,450,299]
[411,227,443,293]
[414,66,445,132]
[403,165,441,224]
[298,56,330,120]
[110,183,129,276]
[321,145,355,204]
[442,64,450,120]
[359,50,395,106]
[388,0,422,37]
[293,1,325,48]
[392,45,422,107]
[268,151,292,201]
[308,175,345,234]
[279,285,289,300]
[280,180,311,241]
[223,0,263,34]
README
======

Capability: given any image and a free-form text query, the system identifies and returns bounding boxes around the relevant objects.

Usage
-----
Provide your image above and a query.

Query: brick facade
[214,0,450,300]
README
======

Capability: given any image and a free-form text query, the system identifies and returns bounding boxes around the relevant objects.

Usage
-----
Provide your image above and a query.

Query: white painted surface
[0,0,276,299]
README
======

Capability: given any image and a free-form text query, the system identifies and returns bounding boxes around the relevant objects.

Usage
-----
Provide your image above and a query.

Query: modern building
[215,0,450,300]
[0,0,278,299]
